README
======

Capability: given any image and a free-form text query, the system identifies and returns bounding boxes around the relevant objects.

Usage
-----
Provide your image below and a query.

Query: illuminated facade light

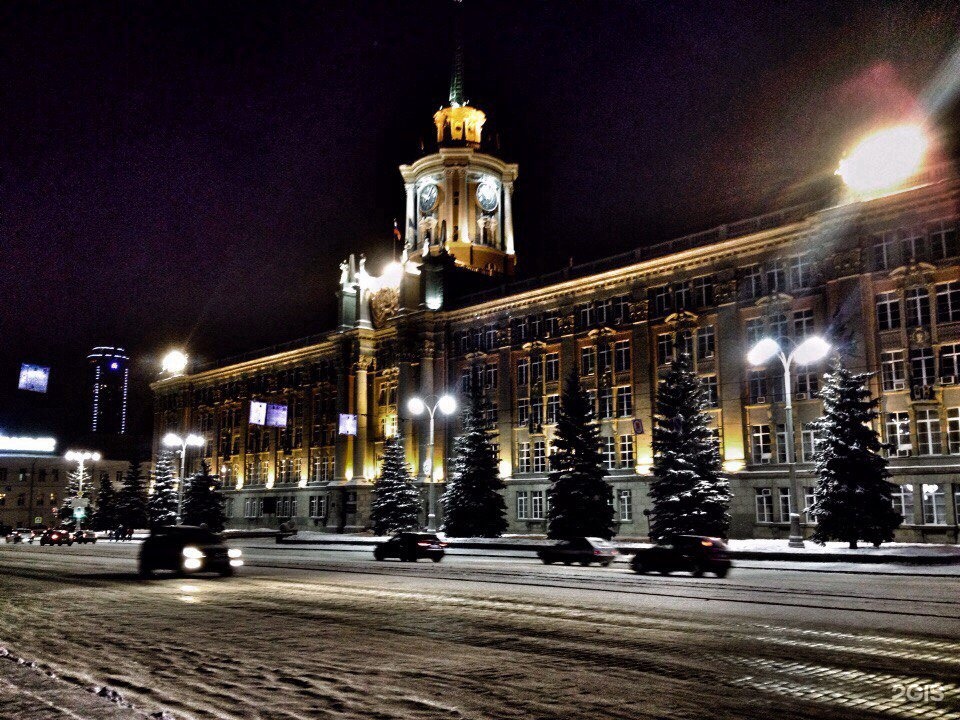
[837,123,929,197]
[161,349,189,375]
[0,435,57,454]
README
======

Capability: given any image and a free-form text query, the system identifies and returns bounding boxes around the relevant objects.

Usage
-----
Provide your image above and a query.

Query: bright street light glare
[837,123,929,196]
[185,434,205,447]
[437,394,457,415]
[163,432,184,447]
[793,336,831,365]
[161,349,189,375]
[407,397,426,416]
[747,337,781,366]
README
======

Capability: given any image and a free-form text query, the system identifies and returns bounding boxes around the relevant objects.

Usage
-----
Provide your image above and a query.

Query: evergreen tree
[182,461,227,532]
[370,434,420,535]
[441,382,508,537]
[115,456,150,530]
[547,368,615,540]
[810,360,901,548]
[148,451,179,527]
[90,472,118,531]
[649,350,731,540]
[59,465,93,525]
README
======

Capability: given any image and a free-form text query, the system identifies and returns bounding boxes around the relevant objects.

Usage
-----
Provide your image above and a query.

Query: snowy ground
[1,542,959,719]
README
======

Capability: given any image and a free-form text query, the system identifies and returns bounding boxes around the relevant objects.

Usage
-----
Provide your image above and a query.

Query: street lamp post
[64,450,101,529]
[407,393,457,532]
[162,432,205,522]
[747,335,831,548]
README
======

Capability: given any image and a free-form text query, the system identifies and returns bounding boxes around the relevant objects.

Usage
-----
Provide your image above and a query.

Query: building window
[675,282,691,311]
[766,260,786,294]
[517,398,530,426]
[910,347,935,388]
[581,347,596,375]
[803,486,816,523]
[657,334,673,365]
[749,370,767,404]
[929,219,958,258]
[530,490,545,520]
[692,276,714,307]
[948,408,960,454]
[873,230,897,270]
[886,412,912,456]
[744,264,763,298]
[776,424,788,464]
[531,397,543,428]
[751,425,771,464]
[900,225,926,262]
[618,488,633,522]
[789,254,812,289]
[697,326,715,360]
[598,387,613,419]
[755,488,774,522]
[801,424,817,462]
[881,350,906,391]
[516,491,529,520]
[652,286,671,317]
[793,309,813,339]
[619,436,634,466]
[597,345,612,374]
[613,340,631,373]
[916,410,942,455]
[531,356,543,384]
[702,375,718,408]
[485,363,498,389]
[770,314,788,342]
[602,437,617,470]
[936,281,960,324]
[676,330,694,359]
[517,358,530,386]
[746,318,765,347]
[795,370,819,397]
[529,315,543,338]
[517,443,531,473]
[576,303,593,328]
[545,353,560,382]
[778,487,793,522]
[616,386,633,417]
[544,312,560,337]
[546,394,560,425]
[891,485,913,522]
[922,484,946,524]
[940,344,960,381]
[876,292,901,331]
[905,287,931,328]
[533,441,547,474]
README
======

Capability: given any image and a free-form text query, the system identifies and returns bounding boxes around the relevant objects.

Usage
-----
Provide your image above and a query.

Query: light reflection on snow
[179,584,200,603]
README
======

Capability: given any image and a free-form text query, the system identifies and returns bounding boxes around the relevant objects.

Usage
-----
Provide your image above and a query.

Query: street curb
[274,536,960,565]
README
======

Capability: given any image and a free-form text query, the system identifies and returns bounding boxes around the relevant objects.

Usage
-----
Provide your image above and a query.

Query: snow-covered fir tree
[90,472,118,531]
[182,461,227,532]
[441,381,507,537]
[115,457,150,530]
[148,451,179,527]
[649,349,731,541]
[370,434,420,535]
[59,465,93,524]
[810,360,901,548]
[547,367,614,540]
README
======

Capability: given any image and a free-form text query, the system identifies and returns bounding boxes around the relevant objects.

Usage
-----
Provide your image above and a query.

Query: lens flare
[837,124,929,196]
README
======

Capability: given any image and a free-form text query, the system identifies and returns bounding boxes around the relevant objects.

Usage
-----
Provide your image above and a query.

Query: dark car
[39,528,73,546]
[631,535,731,578]
[537,537,617,566]
[73,529,97,544]
[373,532,446,562]
[138,526,242,578]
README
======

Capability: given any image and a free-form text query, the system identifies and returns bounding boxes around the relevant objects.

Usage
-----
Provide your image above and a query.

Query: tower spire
[449,0,466,107]
[433,0,484,148]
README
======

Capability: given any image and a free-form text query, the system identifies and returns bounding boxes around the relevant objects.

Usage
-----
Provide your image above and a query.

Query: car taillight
[438,542,447,547]
[594,549,601,555]
[701,540,713,547]
[417,542,430,547]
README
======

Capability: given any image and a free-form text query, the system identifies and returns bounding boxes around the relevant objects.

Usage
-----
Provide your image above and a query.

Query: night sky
[1,0,958,447]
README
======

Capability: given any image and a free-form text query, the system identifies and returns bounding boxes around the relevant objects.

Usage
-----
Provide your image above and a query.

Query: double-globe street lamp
[747,335,831,547]
[163,432,205,521]
[64,449,101,528]
[407,393,457,532]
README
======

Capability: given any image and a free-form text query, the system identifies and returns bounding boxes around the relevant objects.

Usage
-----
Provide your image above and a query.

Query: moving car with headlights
[630,535,731,578]
[39,528,74,546]
[138,525,242,577]
[73,529,97,544]
[373,532,446,562]
[537,537,617,566]
[4,527,31,543]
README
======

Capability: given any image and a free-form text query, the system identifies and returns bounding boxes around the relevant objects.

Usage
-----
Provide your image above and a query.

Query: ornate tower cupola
[399,4,518,278]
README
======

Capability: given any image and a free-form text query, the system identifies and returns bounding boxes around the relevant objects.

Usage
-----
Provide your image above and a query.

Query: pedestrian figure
[126,526,134,541]
[116,524,125,542]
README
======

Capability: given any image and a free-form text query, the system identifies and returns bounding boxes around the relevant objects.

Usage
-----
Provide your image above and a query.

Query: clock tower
[399,34,517,277]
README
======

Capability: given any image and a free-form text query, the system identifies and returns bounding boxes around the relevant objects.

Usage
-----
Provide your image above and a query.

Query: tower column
[404,182,415,250]
[504,181,515,255]
[458,170,469,244]
[353,356,372,481]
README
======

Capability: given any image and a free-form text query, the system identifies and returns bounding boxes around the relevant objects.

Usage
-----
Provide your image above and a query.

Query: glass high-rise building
[87,346,129,435]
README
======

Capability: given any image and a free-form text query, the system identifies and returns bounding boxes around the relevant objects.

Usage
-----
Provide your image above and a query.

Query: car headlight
[227,548,242,558]
[182,546,205,559]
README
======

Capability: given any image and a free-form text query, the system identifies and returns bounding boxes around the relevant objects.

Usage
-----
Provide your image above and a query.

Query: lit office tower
[87,347,129,434]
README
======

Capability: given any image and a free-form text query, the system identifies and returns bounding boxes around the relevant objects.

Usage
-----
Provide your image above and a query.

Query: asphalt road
[0,541,958,720]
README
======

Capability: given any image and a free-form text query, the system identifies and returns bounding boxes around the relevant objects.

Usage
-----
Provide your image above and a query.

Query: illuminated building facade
[88,346,130,435]
[152,69,960,542]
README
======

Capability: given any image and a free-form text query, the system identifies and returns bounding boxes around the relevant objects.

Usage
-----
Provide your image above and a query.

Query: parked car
[39,528,74,546]
[537,537,617,566]
[631,535,731,578]
[373,532,446,562]
[138,525,242,578]
[4,527,32,543]
[73,529,97,544]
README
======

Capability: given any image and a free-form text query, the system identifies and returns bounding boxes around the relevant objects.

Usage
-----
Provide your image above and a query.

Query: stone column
[404,182,415,251]
[458,169,469,244]
[353,356,372,481]
[503,181,515,255]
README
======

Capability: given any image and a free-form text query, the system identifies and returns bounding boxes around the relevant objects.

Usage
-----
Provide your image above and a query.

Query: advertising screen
[249,401,267,426]
[265,403,288,428]
[338,413,358,436]
[18,364,50,393]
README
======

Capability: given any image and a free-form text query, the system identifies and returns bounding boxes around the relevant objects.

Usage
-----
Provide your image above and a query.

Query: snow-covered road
[1,542,958,719]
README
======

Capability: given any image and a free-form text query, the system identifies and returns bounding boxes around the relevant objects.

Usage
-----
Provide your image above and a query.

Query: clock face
[419,183,439,213]
[476,182,499,212]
